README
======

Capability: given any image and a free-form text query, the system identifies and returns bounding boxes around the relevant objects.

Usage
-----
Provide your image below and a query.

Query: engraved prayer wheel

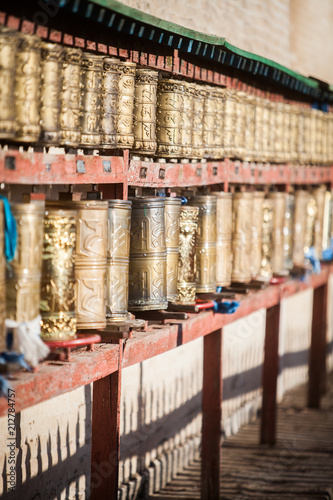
[304,194,317,254]
[274,102,285,163]
[289,105,299,163]
[192,85,206,159]
[293,190,309,265]
[181,82,195,158]
[0,201,5,349]
[14,33,41,142]
[244,94,256,161]
[164,198,181,302]
[100,57,119,149]
[282,103,291,163]
[0,27,18,140]
[80,53,102,148]
[251,192,265,278]
[40,42,63,145]
[223,89,237,158]
[40,209,76,341]
[117,61,136,148]
[133,69,158,155]
[313,185,326,259]
[234,91,246,159]
[6,203,44,322]
[254,96,264,161]
[283,194,294,270]
[106,200,132,321]
[261,99,270,161]
[261,199,273,277]
[59,47,82,147]
[231,192,253,283]
[268,192,286,274]
[129,197,167,310]
[156,79,184,158]
[322,191,332,251]
[189,195,217,293]
[268,101,277,163]
[204,87,218,158]
[177,206,199,304]
[214,192,233,287]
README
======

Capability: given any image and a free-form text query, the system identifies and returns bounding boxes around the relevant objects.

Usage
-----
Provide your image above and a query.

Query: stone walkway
[149,372,333,499]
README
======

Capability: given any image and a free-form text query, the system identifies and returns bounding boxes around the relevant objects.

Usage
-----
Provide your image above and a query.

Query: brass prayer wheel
[14,33,41,142]
[40,209,76,341]
[231,192,253,283]
[223,89,237,158]
[106,200,132,321]
[244,94,256,161]
[117,61,136,148]
[177,206,199,304]
[304,194,317,254]
[156,79,184,158]
[189,195,217,293]
[283,194,294,270]
[261,99,270,161]
[289,105,299,163]
[203,87,217,158]
[6,203,44,322]
[234,91,246,159]
[214,87,225,159]
[251,192,265,278]
[254,96,264,161]
[192,85,206,159]
[129,197,167,311]
[214,192,233,287]
[0,201,5,349]
[269,192,286,274]
[100,57,119,148]
[0,27,18,140]
[133,69,158,155]
[313,185,326,259]
[322,191,332,251]
[59,47,82,147]
[164,198,181,302]
[261,198,273,277]
[293,190,309,265]
[181,82,195,158]
[40,42,63,145]
[80,53,102,148]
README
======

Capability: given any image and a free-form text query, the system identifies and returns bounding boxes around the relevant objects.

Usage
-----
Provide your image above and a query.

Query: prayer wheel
[260,199,273,278]
[304,194,317,254]
[0,27,18,140]
[129,197,167,310]
[231,192,253,283]
[177,206,199,304]
[251,192,265,278]
[80,53,102,148]
[117,61,136,148]
[322,191,332,252]
[59,47,82,147]
[268,192,286,274]
[313,185,326,259]
[164,198,181,302]
[181,82,195,158]
[40,208,76,341]
[106,200,132,321]
[133,69,158,155]
[192,85,206,159]
[156,79,184,158]
[100,57,119,149]
[283,194,294,270]
[214,192,233,287]
[292,190,309,265]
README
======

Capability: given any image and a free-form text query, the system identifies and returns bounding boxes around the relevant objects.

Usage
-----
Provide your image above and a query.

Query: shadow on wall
[1,384,92,500]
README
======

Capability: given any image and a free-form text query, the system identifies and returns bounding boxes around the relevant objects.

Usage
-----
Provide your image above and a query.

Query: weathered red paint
[202,328,223,500]
[261,303,281,445]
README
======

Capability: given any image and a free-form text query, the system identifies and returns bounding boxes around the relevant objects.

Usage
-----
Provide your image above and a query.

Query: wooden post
[91,340,123,499]
[261,303,280,445]
[202,328,223,500]
[308,283,328,408]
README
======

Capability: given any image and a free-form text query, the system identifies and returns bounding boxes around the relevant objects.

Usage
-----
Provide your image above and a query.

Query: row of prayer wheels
[0,26,333,163]
[0,187,332,343]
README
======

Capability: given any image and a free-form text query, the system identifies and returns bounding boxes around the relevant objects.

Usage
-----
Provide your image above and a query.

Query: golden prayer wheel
[313,185,326,259]
[6,203,44,322]
[244,94,255,161]
[192,85,206,159]
[261,99,270,161]
[214,87,225,159]
[80,53,102,148]
[0,201,5,349]
[293,190,309,265]
[283,194,294,270]
[189,195,217,293]
[203,86,217,158]
[181,82,195,158]
[117,61,136,148]
[40,42,63,145]
[267,101,277,163]
[106,200,132,321]
[304,194,317,254]
[268,192,286,274]
[164,198,181,302]
[100,57,119,149]
[132,68,158,155]
[251,192,265,278]
[274,102,285,163]
[289,105,299,163]
[223,89,237,158]
[231,192,253,283]
[303,108,312,164]
[282,103,291,163]
[214,192,233,286]
[129,197,167,310]
[40,209,76,341]
[234,91,246,159]
[254,96,264,161]
[156,79,184,158]
[322,191,332,251]
[177,206,199,304]
[0,27,18,140]
[59,47,82,147]
[261,198,273,277]
[14,33,41,142]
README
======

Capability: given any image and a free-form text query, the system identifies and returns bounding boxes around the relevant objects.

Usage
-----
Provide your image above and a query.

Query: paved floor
[149,372,333,499]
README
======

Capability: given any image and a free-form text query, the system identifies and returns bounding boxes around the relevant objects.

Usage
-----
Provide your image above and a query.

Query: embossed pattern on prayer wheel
[80,53,102,148]
[100,57,119,148]
[40,42,62,145]
[293,190,309,266]
[117,61,136,148]
[251,192,265,278]
[177,206,199,304]
[133,69,158,155]
[156,79,184,158]
[164,198,181,302]
[0,27,18,140]
[283,194,294,270]
[268,192,287,274]
[59,47,82,147]
[231,192,253,283]
[214,192,233,287]
[261,199,273,277]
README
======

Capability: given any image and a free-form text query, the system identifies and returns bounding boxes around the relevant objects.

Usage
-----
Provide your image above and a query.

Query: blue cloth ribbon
[181,196,188,205]
[322,248,333,261]
[0,195,17,262]
[0,352,31,371]
[216,286,223,293]
[305,246,321,274]
[213,300,240,314]
[0,375,11,398]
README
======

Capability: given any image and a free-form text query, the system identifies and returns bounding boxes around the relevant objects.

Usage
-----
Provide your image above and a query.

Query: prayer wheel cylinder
[164,198,181,302]
[268,192,286,274]
[214,192,233,287]
[261,198,274,278]
[251,192,265,278]
[80,53,102,148]
[177,206,199,304]
[293,190,309,266]
[283,194,295,270]
[59,47,82,147]
[117,61,136,148]
[133,69,158,155]
[156,79,184,158]
[100,57,119,149]
[231,192,253,283]
[313,185,326,259]
[0,27,18,140]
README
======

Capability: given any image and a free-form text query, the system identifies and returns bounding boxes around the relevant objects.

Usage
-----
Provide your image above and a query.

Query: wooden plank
[202,328,223,500]
[308,283,328,408]
[91,340,123,499]
[261,303,280,445]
